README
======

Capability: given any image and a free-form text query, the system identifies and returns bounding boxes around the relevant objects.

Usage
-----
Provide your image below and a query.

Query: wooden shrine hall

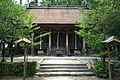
[26,6,86,56]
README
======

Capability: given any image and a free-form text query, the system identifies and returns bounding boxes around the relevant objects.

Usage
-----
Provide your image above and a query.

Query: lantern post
[102,36,120,80]
[15,37,31,80]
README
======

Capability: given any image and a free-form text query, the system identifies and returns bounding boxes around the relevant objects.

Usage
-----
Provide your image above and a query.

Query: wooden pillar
[75,33,77,49]
[48,33,51,55]
[66,32,69,55]
[82,37,85,55]
[23,43,26,80]
[57,32,59,49]
[31,34,34,56]
[107,43,112,80]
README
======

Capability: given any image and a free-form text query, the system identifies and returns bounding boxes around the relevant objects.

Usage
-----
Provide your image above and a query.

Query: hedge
[93,60,108,78]
[0,62,36,77]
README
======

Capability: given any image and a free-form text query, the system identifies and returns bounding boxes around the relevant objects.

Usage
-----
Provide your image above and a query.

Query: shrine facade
[26,6,87,56]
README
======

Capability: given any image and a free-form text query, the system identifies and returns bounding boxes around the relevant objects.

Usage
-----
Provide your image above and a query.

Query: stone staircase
[35,63,94,76]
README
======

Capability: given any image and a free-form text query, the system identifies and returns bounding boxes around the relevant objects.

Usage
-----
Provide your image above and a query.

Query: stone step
[35,59,95,77]
[40,63,87,66]
[40,66,88,69]
[35,72,95,76]
[39,69,91,72]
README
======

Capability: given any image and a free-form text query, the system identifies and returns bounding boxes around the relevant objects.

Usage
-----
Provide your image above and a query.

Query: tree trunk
[11,42,13,62]
[8,42,14,62]
[78,0,81,5]
[1,41,5,62]
[101,56,105,65]
[35,0,38,4]
[51,0,54,4]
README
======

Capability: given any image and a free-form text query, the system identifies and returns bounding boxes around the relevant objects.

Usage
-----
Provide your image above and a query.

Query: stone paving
[3,56,100,63]
[42,60,84,64]
[1,76,108,80]
[6,56,101,60]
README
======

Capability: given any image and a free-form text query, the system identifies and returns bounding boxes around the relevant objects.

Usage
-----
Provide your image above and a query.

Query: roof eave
[33,22,79,25]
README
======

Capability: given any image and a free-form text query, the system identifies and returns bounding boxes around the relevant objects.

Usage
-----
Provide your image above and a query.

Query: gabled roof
[26,7,82,24]
[102,36,120,43]
[15,37,31,44]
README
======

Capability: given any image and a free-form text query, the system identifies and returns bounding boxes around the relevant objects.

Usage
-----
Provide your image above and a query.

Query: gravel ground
[0,76,108,80]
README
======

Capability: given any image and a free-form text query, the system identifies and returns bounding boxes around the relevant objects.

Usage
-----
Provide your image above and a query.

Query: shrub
[93,60,108,78]
[26,62,36,77]
[0,62,36,77]
[11,62,23,76]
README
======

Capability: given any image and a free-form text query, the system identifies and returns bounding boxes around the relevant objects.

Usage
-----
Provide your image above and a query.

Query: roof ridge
[26,6,87,9]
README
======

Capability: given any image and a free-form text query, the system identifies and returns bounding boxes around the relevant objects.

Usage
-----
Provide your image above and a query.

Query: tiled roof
[26,7,82,24]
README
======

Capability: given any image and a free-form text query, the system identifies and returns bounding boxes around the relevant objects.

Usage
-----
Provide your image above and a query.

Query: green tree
[0,0,26,62]
[24,13,50,56]
[0,0,50,61]
[41,0,84,6]
[30,0,38,6]
[0,0,26,40]
[76,0,120,57]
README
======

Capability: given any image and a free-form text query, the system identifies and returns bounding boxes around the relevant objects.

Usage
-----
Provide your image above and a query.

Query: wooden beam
[35,27,76,33]
[107,43,112,80]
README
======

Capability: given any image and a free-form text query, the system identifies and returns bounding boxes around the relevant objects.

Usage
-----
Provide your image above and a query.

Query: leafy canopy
[24,13,51,46]
[76,0,120,54]
[0,0,26,42]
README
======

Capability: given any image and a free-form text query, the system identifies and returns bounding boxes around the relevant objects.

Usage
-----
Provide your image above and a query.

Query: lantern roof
[102,36,120,43]
[15,37,31,44]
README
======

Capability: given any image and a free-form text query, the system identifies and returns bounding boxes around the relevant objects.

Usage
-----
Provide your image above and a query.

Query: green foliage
[76,0,120,55]
[95,51,108,57]
[26,62,36,77]
[0,0,27,61]
[0,0,26,42]
[0,0,50,60]
[24,13,50,46]
[0,62,36,77]
[87,0,101,9]
[93,60,108,78]
[40,0,85,6]
[39,0,101,6]
[11,62,23,76]
[34,32,51,40]
[110,50,120,60]
[30,1,38,6]
[0,0,50,44]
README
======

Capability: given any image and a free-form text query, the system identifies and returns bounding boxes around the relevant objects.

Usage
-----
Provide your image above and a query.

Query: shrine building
[26,6,87,56]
